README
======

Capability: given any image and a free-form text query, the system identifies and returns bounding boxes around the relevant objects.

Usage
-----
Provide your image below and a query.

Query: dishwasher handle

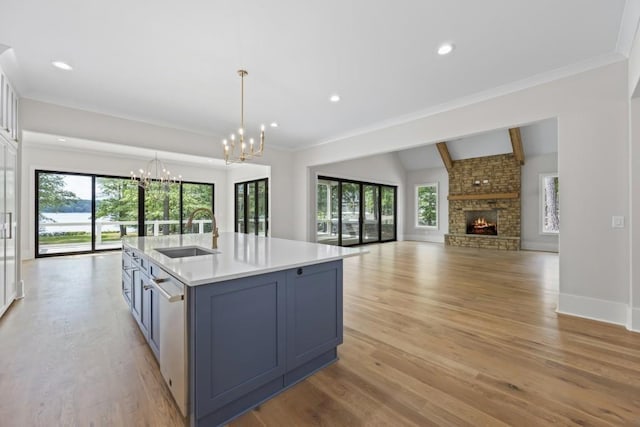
[149,277,184,303]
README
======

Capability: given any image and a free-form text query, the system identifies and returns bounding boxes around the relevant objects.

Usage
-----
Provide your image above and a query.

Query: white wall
[627,20,640,331]
[405,167,448,243]
[308,152,406,241]
[521,152,559,252]
[292,60,630,328]
[21,142,227,260]
[224,164,271,234]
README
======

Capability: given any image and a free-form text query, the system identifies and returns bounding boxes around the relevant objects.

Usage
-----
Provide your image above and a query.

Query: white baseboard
[557,293,628,327]
[521,241,559,252]
[404,234,445,243]
[629,307,640,332]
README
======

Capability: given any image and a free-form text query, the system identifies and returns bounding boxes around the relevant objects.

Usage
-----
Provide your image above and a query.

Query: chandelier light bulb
[239,128,244,136]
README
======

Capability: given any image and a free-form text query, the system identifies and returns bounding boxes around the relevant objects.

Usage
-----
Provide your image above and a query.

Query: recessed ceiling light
[437,43,455,56]
[57,138,66,142]
[270,122,278,128]
[329,94,340,103]
[51,61,73,71]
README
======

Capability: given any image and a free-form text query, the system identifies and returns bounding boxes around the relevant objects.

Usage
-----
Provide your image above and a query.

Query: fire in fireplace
[465,210,498,235]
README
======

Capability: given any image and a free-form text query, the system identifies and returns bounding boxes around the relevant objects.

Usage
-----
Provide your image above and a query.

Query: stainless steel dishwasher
[149,272,188,417]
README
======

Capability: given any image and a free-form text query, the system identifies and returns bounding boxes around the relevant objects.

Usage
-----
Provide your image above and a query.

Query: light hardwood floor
[1,242,639,426]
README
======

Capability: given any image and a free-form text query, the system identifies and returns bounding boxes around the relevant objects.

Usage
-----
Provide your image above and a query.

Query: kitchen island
[121,232,364,427]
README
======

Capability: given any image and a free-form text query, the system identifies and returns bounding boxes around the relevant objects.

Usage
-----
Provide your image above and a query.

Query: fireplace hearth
[466,210,498,235]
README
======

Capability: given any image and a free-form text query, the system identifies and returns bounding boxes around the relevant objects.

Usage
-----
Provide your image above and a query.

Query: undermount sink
[155,246,220,259]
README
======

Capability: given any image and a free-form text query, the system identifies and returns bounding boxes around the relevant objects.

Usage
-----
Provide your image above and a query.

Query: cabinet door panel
[147,285,160,358]
[193,271,286,417]
[141,275,151,339]
[122,271,132,307]
[286,261,343,370]
[132,269,143,328]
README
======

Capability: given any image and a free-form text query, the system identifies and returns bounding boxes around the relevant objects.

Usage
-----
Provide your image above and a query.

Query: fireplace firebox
[465,210,498,235]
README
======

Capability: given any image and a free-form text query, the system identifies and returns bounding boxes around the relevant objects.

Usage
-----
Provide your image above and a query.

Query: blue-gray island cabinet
[190,261,342,425]
[121,233,364,427]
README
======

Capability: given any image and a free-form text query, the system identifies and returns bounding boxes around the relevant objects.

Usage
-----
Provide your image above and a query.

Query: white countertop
[122,232,367,286]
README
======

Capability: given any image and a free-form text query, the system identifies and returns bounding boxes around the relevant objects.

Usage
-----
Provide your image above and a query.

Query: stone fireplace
[465,210,498,235]
[444,153,521,250]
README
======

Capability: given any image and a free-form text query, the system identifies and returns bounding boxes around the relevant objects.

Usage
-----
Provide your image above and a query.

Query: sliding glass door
[37,172,93,255]
[316,176,397,246]
[36,170,214,257]
[381,186,396,241]
[182,183,215,233]
[363,184,380,243]
[316,179,339,245]
[234,178,269,236]
[144,183,180,236]
[341,182,360,246]
[95,177,139,250]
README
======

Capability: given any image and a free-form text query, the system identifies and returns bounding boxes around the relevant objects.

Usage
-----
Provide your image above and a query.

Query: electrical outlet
[612,216,625,228]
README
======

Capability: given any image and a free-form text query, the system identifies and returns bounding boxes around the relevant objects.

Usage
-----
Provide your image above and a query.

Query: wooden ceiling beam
[436,142,453,172]
[509,127,525,165]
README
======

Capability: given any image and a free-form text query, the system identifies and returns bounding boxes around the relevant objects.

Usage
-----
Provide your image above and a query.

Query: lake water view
[40,212,120,233]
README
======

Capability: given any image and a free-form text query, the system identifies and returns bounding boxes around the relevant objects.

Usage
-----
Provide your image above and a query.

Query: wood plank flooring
[1,242,640,426]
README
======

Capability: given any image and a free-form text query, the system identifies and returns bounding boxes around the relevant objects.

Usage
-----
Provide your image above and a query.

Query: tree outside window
[416,183,438,228]
[542,174,559,233]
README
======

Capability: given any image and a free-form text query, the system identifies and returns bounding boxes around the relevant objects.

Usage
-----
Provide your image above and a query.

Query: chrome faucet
[186,208,219,249]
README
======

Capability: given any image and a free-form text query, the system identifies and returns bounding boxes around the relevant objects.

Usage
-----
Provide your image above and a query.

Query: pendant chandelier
[222,69,265,165]
[130,153,181,198]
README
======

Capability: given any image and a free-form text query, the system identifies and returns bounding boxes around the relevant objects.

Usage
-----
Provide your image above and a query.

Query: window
[541,173,559,234]
[234,178,269,236]
[416,183,438,228]
[36,170,214,257]
[182,183,215,234]
[316,176,397,246]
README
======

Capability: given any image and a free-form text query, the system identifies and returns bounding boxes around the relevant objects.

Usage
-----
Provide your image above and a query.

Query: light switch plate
[612,216,625,228]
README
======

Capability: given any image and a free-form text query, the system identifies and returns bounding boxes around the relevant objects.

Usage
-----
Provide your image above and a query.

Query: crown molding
[302,53,626,152]
[616,0,640,57]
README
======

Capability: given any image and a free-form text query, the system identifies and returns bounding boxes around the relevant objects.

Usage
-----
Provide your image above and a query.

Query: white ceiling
[0,1,629,150]
[397,118,558,171]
